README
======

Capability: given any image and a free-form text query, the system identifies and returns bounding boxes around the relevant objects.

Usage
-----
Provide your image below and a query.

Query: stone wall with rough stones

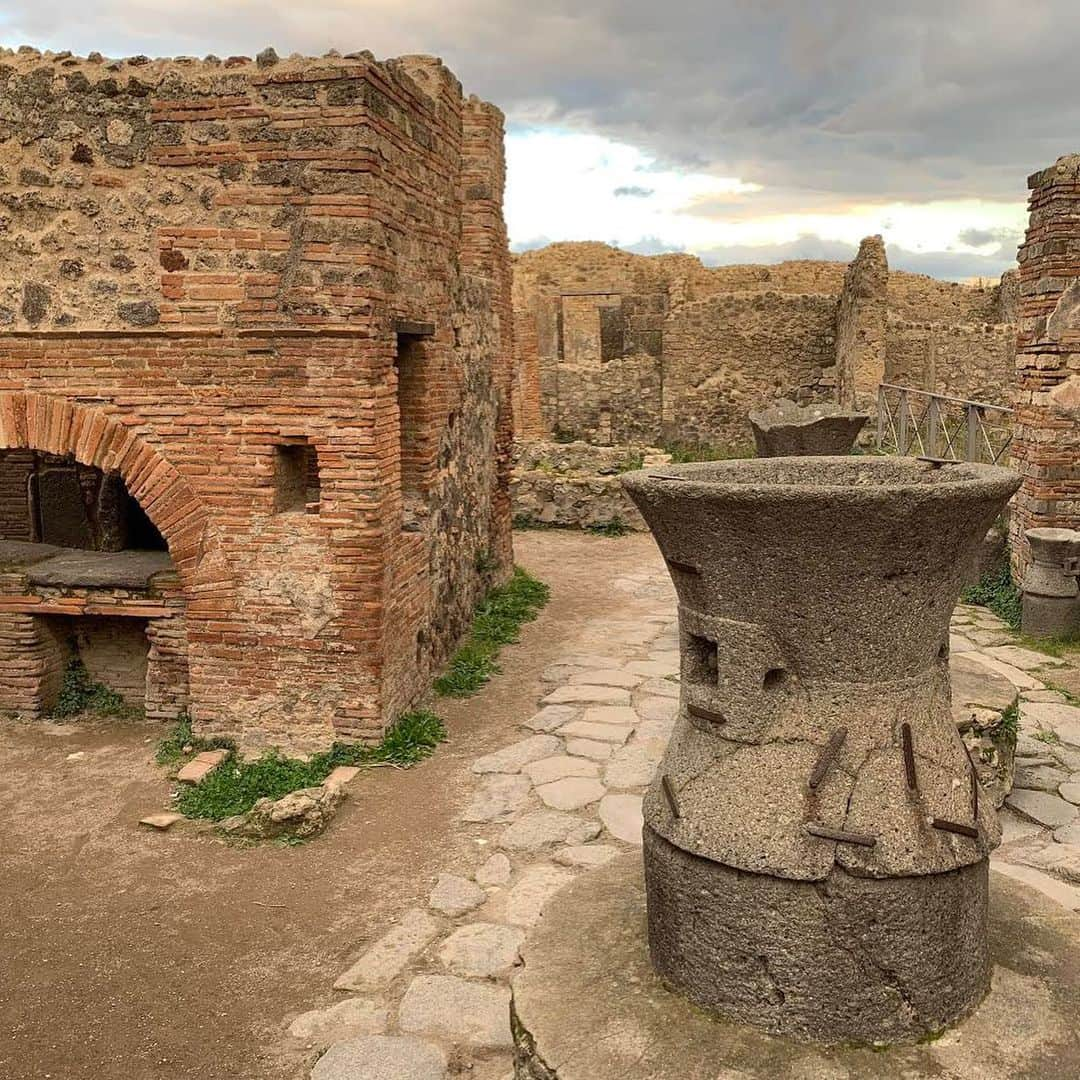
[514,239,1017,448]
[0,46,514,751]
[1011,154,1080,576]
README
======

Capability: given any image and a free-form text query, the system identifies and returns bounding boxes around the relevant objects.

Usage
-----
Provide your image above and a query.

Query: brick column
[1011,155,1080,577]
[0,613,70,719]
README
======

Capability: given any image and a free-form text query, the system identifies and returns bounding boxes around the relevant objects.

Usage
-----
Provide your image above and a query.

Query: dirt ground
[0,530,665,1080]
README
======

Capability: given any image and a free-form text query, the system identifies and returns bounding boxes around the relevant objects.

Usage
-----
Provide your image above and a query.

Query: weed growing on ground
[585,517,631,538]
[1032,729,1061,745]
[961,561,1022,631]
[51,659,140,721]
[166,710,447,821]
[614,450,645,473]
[154,712,234,765]
[998,701,1019,748]
[434,566,551,697]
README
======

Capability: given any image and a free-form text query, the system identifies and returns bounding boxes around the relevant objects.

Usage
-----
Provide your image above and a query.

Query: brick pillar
[144,615,191,723]
[0,613,71,718]
[1011,154,1080,578]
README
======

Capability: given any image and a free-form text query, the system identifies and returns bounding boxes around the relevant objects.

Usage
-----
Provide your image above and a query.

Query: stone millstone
[620,456,1020,1043]
[511,853,1080,1079]
[747,399,869,457]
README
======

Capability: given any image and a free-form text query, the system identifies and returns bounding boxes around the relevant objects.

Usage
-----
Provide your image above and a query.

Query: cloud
[613,185,654,198]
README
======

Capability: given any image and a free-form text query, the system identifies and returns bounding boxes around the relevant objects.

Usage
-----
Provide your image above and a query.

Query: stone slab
[598,793,643,844]
[499,810,592,852]
[333,908,441,992]
[524,755,600,785]
[522,705,578,733]
[543,685,632,706]
[582,705,639,726]
[568,669,642,689]
[557,721,632,744]
[398,974,512,1048]
[26,548,174,589]
[428,873,487,917]
[474,852,512,887]
[535,777,606,811]
[437,922,524,978]
[471,735,562,775]
[461,773,532,823]
[502,864,575,927]
[1006,789,1079,830]
[139,812,183,830]
[564,738,614,760]
[310,1034,446,1080]
[176,749,228,784]
[287,997,388,1046]
[511,853,1080,1079]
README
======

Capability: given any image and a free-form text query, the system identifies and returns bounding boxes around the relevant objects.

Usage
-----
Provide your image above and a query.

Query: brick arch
[0,391,208,575]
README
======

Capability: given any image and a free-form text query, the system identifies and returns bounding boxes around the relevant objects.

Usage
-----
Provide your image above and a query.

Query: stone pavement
[285,570,1080,1079]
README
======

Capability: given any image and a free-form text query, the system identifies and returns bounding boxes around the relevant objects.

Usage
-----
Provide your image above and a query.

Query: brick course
[0,49,513,751]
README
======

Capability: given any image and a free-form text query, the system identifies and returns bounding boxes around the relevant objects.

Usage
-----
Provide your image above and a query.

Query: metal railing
[876,383,1013,465]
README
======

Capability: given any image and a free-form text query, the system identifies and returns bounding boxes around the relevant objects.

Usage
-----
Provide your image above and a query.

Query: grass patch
[998,700,1019,749]
[661,441,752,463]
[166,710,447,822]
[614,450,645,473]
[434,566,550,697]
[961,561,1022,631]
[513,514,631,538]
[50,659,140,721]
[1032,729,1061,745]
[585,517,631,538]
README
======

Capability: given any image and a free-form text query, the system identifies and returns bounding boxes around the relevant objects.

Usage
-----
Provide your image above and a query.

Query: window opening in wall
[396,333,430,531]
[273,442,320,514]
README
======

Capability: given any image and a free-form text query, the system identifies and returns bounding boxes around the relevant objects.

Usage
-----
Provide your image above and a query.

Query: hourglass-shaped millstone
[621,456,1020,1044]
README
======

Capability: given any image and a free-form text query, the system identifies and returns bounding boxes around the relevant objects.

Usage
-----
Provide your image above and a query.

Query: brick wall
[1011,154,1080,575]
[0,48,513,752]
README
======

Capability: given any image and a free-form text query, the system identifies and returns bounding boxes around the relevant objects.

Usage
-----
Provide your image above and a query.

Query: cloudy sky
[3,1,1076,280]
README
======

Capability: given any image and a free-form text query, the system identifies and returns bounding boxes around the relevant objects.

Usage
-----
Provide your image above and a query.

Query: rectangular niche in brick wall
[273,442,321,515]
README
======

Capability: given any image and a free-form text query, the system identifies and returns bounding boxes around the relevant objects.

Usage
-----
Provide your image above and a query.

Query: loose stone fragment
[139,812,183,830]
[554,844,620,868]
[428,873,487,917]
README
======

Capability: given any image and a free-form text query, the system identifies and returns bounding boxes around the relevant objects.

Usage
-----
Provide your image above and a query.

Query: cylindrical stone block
[622,456,1020,1044]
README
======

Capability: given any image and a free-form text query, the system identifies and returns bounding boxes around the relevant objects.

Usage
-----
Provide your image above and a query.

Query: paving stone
[631,719,675,745]
[949,633,975,653]
[1014,764,1072,793]
[522,705,578,733]
[535,777,606,811]
[565,820,603,844]
[461,773,532,823]
[540,664,588,684]
[471,735,561,775]
[1006,839,1080,885]
[524,755,600,785]
[334,909,441,991]
[961,652,1043,691]
[951,653,1018,713]
[554,844,620,868]
[966,627,1017,647]
[647,650,681,666]
[582,705,639,727]
[1006,789,1079,830]
[599,793,644,844]
[139,812,183,830]
[1055,821,1080,845]
[399,975,513,1048]
[1016,731,1058,759]
[176,749,228,784]
[437,923,524,978]
[499,810,592,851]
[428,873,487,917]
[998,807,1045,844]
[543,685,632,706]
[1022,702,1080,747]
[637,696,678,722]
[568,668,642,689]
[1022,689,1070,703]
[557,721,632,744]
[503,864,575,927]
[987,645,1067,671]
[474,852,512,887]
[604,744,659,789]
[640,678,680,699]
[625,660,673,677]
[1060,783,1080,805]
[565,738,614,761]
[555,653,626,669]
[288,997,388,1045]
[310,1034,446,1080]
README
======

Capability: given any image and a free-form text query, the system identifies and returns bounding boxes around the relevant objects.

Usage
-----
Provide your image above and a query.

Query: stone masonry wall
[0,47,513,752]
[514,239,1016,449]
[1011,154,1080,577]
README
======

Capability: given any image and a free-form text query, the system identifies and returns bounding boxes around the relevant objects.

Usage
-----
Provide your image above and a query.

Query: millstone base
[644,825,988,1043]
[512,852,1080,1079]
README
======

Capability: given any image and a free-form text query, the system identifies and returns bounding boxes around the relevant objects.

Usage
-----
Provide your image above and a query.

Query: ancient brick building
[1011,154,1080,575]
[513,240,1017,449]
[0,48,513,752]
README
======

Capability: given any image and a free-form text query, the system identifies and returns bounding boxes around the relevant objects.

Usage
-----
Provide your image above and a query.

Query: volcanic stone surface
[510,853,1080,1078]
[748,398,869,456]
[620,456,1020,1042]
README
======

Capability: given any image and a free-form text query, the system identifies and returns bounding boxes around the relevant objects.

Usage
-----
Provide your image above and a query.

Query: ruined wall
[515,238,1019,449]
[662,292,837,448]
[885,321,1017,407]
[1011,154,1080,576]
[835,235,888,411]
[0,47,513,751]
